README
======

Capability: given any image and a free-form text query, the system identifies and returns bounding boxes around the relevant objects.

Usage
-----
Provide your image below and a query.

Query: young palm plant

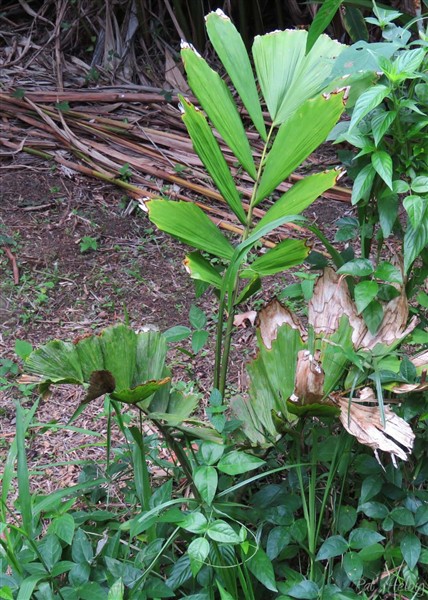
[144,9,348,398]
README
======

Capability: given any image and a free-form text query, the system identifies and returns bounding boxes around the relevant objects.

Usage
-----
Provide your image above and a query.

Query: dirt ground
[0,152,348,494]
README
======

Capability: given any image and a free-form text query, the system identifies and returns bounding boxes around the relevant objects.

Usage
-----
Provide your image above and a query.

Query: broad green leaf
[191,330,209,354]
[362,300,384,335]
[255,170,339,229]
[373,261,402,283]
[193,466,218,505]
[181,99,246,224]
[404,215,428,273]
[206,520,241,543]
[16,576,46,600]
[216,580,235,600]
[337,258,374,277]
[0,587,14,600]
[371,151,393,189]
[229,395,270,445]
[166,554,192,590]
[15,339,33,360]
[331,40,398,76]
[360,476,383,503]
[99,325,136,390]
[147,200,234,260]
[393,179,410,193]
[205,10,266,140]
[415,504,428,527]
[245,324,305,435]
[74,334,104,382]
[72,529,93,564]
[48,514,75,545]
[256,94,344,202]
[335,216,359,242]
[401,534,421,570]
[247,546,278,592]
[287,401,340,418]
[359,501,389,519]
[108,579,124,600]
[110,379,170,405]
[184,251,223,289]
[149,479,172,509]
[390,507,415,526]
[188,537,210,576]
[149,387,199,425]
[189,304,207,329]
[337,505,357,536]
[359,543,385,562]
[354,281,379,314]
[25,340,83,384]
[199,441,224,465]
[411,176,428,193]
[343,551,363,583]
[253,29,345,125]
[143,579,175,598]
[378,191,398,238]
[307,0,343,53]
[181,46,256,178]
[351,163,376,204]
[163,325,192,343]
[235,274,261,304]
[179,512,208,534]
[371,110,396,146]
[217,450,265,475]
[404,195,427,231]
[320,316,353,395]
[188,537,210,563]
[242,239,309,277]
[342,6,368,42]
[135,328,167,388]
[287,580,319,599]
[394,48,426,76]
[266,526,291,560]
[349,529,385,550]
[349,85,390,131]
[38,534,62,571]
[316,535,349,560]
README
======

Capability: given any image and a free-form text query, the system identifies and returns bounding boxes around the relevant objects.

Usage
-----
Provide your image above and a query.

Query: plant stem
[216,124,275,399]
[214,292,227,391]
[155,420,201,502]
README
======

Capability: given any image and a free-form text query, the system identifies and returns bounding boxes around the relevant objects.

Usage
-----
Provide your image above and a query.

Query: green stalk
[239,560,256,600]
[213,291,227,391]
[295,425,312,575]
[132,526,181,590]
[15,401,33,538]
[216,124,275,398]
[154,420,201,502]
[213,541,238,597]
[307,429,318,580]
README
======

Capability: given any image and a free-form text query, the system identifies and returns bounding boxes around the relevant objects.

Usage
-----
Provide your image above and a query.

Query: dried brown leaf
[359,288,418,350]
[412,349,428,369]
[336,388,415,464]
[233,311,257,328]
[258,299,306,349]
[165,48,190,93]
[308,267,365,344]
[294,350,324,403]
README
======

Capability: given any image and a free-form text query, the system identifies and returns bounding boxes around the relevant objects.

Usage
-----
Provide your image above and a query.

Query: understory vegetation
[1,3,428,599]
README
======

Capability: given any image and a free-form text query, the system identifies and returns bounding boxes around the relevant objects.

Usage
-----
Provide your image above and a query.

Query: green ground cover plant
[2,5,428,599]
[330,3,428,328]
